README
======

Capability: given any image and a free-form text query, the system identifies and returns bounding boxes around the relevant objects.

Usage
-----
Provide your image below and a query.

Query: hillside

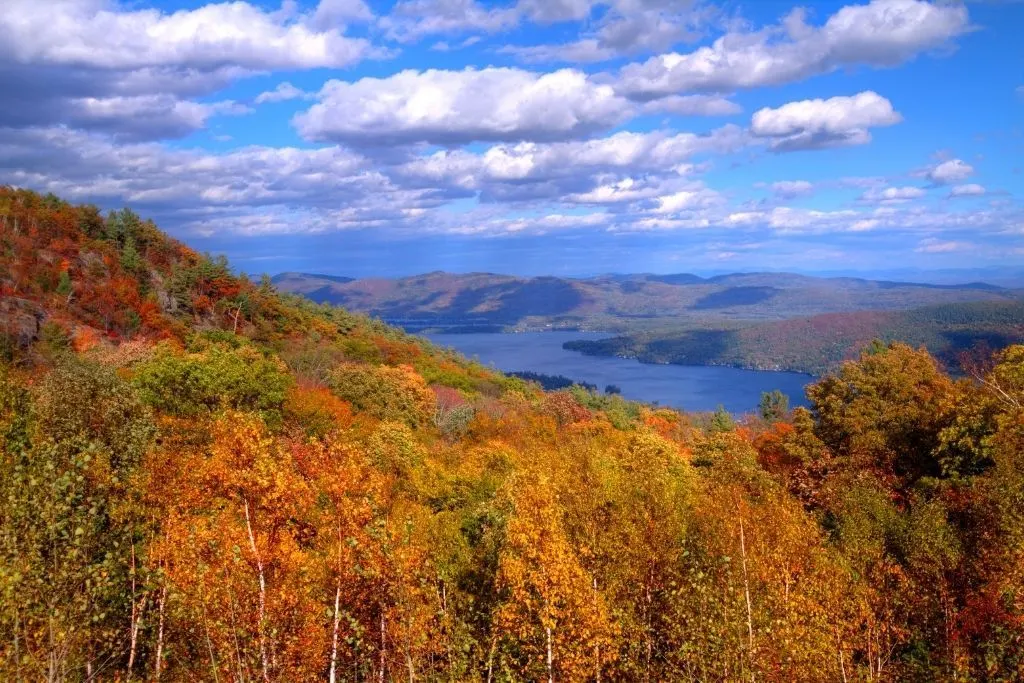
[565,300,1024,375]
[3,187,1024,681]
[274,270,1018,332]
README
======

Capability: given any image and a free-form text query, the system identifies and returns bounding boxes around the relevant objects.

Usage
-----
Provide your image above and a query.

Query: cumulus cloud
[750,91,902,151]
[0,75,253,139]
[517,0,595,23]
[769,180,814,199]
[506,0,703,63]
[501,40,619,63]
[859,185,926,204]
[642,95,741,117]
[7,123,1023,238]
[764,207,862,233]
[255,82,314,104]
[0,127,376,207]
[294,67,634,145]
[653,186,723,214]
[0,0,372,71]
[0,0,376,139]
[379,0,518,42]
[396,126,748,193]
[949,183,985,197]
[310,0,374,29]
[616,0,969,99]
[927,158,974,184]
[915,238,969,253]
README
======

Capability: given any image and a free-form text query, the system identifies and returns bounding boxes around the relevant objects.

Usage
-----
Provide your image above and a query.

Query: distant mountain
[274,271,1018,332]
[564,300,1024,375]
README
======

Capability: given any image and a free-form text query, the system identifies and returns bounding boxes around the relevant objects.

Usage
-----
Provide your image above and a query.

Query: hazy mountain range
[273,271,1019,333]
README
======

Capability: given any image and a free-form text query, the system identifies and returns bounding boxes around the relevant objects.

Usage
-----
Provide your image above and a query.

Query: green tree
[56,270,72,298]
[758,389,789,423]
[710,404,735,433]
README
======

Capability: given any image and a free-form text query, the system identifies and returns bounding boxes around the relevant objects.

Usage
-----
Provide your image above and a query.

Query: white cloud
[769,180,814,199]
[0,126,393,215]
[565,177,668,205]
[750,91,902,151]
[642,95,741,116]
[859,185,926,203]
[517,0,595,23]
[766,207,861,233]
[310,0,374,28]
[0,0,376,138]
[949,183,985,197]
[849,219,880,231]
[294,67,634,145]
[506,0,704,63]
[915,238,969,253]
[397,126,748,193]
[501,40,618,64]
[379,0,518,42]
[255,82,313,104]
[654,187,723,214]
[6,124,1022,239]
[616,0,969,99]
[0,0,372,71]
[927,158,974,184]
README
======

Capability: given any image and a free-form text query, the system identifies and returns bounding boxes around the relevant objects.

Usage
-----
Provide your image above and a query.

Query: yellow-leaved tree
[492,470,613,682]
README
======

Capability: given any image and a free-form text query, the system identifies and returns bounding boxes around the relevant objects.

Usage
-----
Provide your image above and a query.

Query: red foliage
[542,391,591,426]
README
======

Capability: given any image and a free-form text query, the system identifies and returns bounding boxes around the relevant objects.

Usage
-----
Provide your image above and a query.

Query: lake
[424,331,812,414]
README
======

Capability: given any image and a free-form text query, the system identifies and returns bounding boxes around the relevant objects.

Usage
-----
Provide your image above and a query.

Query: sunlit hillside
[2,188,1023,680]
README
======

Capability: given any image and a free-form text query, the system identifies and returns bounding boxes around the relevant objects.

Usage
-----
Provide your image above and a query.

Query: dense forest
[565,300,1024,375]
[2,187,1024,681]
[507,371,597,393]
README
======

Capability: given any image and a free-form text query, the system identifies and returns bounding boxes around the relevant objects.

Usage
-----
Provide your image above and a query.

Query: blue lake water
[424,331,812,415]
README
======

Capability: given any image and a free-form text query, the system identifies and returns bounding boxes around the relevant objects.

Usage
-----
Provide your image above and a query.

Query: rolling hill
[5,187,1024,681]
[564,299,1024,375]
[273,270,1020,332]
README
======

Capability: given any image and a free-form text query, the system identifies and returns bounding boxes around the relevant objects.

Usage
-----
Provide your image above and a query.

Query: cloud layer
[0,0,1019,272]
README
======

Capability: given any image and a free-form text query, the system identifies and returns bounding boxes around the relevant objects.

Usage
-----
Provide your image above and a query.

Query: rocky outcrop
[0,297,47,348]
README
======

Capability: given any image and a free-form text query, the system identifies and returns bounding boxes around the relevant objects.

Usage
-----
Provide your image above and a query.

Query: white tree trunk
[329,584,341,683]
[244,498,271,683]
[739,520,754,666]
[154,585,167,681]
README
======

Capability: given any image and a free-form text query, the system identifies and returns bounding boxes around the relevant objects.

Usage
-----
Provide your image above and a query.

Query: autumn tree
[493,471,613,682]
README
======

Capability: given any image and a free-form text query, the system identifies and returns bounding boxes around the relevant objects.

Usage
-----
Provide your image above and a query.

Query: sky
[1,0,1023,278]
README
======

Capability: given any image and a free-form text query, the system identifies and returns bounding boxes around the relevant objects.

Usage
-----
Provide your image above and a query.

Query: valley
[276,271,1024,375]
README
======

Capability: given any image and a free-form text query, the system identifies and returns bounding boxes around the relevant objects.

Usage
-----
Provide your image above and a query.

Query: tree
[808,342,956,484]
[709,404,735,433]
[758,389,789,423]
[493,471,613,682]
[0,358,153,680]
[56,269,72,299]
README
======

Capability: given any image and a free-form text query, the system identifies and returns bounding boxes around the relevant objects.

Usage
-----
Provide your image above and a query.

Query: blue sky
[1,0,1022,278]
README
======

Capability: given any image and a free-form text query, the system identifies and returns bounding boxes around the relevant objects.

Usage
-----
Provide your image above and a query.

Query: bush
[328,362,435,429]
[132,342,292,425]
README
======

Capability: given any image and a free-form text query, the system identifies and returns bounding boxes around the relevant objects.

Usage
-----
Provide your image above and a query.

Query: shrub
[328,362,435,429]
[132,342,291,425]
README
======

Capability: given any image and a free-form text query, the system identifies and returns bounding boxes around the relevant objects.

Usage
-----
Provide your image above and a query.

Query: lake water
[424,331,812,415]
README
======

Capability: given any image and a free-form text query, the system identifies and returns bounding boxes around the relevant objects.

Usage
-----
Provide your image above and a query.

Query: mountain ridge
[274,270,1018,332]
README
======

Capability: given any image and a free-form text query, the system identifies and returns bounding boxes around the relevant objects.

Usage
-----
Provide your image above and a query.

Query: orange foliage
[285,383,355,438]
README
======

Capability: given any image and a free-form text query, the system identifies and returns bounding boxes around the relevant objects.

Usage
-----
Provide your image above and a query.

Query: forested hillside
[566,300,1024,375]
[2,187,1024,681]
[274,270,1017,332]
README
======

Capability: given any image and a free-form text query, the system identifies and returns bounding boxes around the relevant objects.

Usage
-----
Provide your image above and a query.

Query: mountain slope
[4,188,1024,680]
[274,270,1017,331]
[565,299,1024,375]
